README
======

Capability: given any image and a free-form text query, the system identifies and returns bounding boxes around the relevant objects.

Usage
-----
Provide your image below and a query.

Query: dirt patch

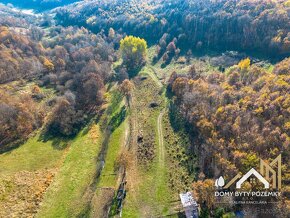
[89,124,100,144]
[90,188,115,218]
[0,169,56,218]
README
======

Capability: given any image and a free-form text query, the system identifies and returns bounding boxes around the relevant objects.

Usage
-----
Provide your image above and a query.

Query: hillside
[55,0,290,58]
[0,1,289,218]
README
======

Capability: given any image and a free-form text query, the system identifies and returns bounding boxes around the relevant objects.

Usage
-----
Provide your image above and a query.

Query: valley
[0,0,289,218]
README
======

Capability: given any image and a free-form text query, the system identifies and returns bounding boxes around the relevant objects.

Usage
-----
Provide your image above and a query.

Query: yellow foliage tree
[120,36,147,74]
[193,179,215,209]
[41,57,54,72]
[238,58,251,71]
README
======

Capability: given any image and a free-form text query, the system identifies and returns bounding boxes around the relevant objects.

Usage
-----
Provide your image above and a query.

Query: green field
[0,85,128,218]
[36,124,103,217]
[0,134,65,175]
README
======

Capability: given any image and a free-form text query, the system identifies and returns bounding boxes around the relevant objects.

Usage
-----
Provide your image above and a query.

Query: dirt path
[147,66,163,88]
[157,109,165,167]
[147,65,166,168]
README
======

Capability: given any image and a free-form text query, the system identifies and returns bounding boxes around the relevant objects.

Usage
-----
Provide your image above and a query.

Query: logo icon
[215,176,225,188]
[219,154,282,189]
[236,168,269,189]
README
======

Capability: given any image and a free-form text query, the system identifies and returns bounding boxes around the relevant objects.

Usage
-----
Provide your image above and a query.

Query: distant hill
[55,0,290,59]
[0,0,82,11]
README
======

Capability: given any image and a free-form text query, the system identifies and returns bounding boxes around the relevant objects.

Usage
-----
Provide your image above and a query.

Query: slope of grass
[36,124,103,218]
[0,134,65,175]
[122,70,175,217]
[162,110,196,194]
[97,121,126,188]
[98,87,127,187]
[97,91,127,189]
[86,88,128,217]
[0,131,67,217]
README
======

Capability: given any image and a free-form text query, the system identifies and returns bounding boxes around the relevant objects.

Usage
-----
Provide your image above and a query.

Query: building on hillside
[179,192,198,218]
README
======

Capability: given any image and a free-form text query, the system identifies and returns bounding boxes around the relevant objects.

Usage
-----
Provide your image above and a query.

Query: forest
[0,23,119,148]
[169,58,289,216]
[55,0,290,58]
[0,0,289,217]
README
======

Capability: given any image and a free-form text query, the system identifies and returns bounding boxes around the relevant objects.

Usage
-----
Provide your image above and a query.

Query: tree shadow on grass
[128,65,144,79]
[108,105,127,133]
[106,91,123,116]
[81,108,104,136]
[39,105,108,150]
[0,131,70,154]
[0,139,25,154]
[38,131,71,150]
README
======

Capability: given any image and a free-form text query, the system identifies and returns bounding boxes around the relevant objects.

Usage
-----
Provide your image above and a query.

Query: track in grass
[157,109,166,168]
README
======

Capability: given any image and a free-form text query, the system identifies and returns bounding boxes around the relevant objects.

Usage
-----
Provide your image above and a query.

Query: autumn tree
[76,73,104,110]
[120,36,147,76]
[0,92,43,148]
[166,41,176,57]
[42,57,55,72]
[170,58,290,211]
[46,97,83,136]
[118,67,129,82]
[273,57,290,75]
[162,41,178,65]
[193,179,215,210]
[55,0,290,57]
[162,52,169,64]
[167,71,177,90]
[188,65,199,79]
[119,79,134,107]
[238,58,250,71]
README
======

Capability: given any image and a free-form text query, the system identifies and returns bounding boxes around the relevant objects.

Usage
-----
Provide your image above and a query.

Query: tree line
[55,0,290,59]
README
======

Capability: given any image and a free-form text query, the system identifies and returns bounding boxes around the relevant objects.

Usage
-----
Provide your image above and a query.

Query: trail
[148,66,163,88]
[157,109,165,167]
[150,65,166,168]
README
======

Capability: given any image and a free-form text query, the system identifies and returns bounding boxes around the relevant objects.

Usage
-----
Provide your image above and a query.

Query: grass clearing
[86,87,128,217]
[98,118,126,188]
[37,124,103,218]
[0,133,65,217]
[148,46,215,79]
[0,134,65,175]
